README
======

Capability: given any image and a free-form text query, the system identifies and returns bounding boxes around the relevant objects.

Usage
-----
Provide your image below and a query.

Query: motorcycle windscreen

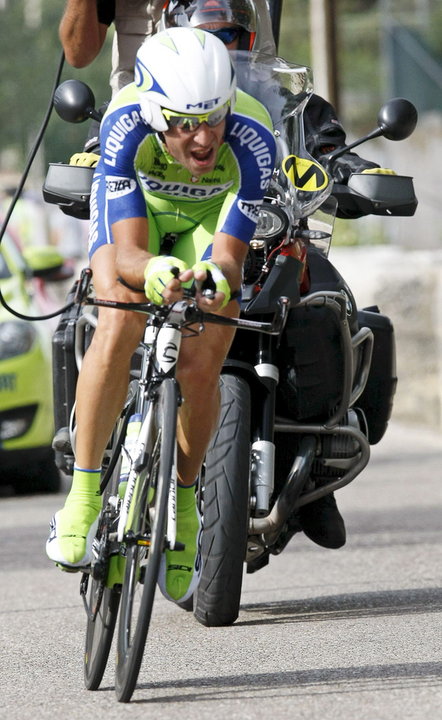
[231,51,333,220]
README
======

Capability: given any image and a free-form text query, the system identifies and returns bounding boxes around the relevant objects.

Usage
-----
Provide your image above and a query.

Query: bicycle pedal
[52,426,72,453]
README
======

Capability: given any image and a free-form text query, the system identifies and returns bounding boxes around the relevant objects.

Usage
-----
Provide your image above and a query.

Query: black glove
[331,152,380,184]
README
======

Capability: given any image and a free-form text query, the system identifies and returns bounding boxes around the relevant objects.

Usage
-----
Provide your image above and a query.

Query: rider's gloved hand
[69,152,100,168]
[143,256,188,305]
[361,167,397,175]
[192,260,231,309]
[331,153,379,184]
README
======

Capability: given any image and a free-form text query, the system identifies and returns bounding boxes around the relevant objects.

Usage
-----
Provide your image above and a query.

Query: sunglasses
[162,100,231,132]
[204,27,242,45]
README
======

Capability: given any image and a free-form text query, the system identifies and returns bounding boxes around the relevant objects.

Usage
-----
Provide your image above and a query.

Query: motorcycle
[43,52,417,628]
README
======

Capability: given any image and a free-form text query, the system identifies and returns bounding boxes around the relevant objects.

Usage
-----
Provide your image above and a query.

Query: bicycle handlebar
[76,268,290,337]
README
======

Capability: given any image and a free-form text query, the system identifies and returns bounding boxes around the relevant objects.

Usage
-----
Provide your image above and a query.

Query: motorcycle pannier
[276,303,344,421]
[356,307,397,444]
[52,282,95,473]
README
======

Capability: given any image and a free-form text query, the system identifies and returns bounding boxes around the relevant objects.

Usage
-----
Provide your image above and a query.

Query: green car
[0,231,69,493]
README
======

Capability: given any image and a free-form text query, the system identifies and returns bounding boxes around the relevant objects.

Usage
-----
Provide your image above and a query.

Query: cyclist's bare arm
[211,232,249,298]
[112,216,193,301]
[112,219,247,311]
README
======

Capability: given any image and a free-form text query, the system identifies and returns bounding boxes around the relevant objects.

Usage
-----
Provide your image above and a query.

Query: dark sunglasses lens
[168,116,199,131]
[206,105,229,127]
[211,28,240,44]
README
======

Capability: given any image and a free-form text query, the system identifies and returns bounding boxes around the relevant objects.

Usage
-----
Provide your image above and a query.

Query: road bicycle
[72,268,288,703]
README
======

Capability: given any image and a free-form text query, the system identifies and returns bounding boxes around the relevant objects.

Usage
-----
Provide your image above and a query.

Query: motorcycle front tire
[194,374,251,627]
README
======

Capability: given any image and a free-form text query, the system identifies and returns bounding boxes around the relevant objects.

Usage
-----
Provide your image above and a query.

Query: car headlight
[0,321,37,359]
[253,202,289,242]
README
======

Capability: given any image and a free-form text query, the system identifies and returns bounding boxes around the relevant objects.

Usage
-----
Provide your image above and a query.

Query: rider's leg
[46,244,146,568]
[158,214,244,601]
[158,302,239,603]
[175,305,238,485]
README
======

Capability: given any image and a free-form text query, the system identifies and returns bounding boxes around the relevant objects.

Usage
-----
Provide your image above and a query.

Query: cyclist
[46,27,276,606]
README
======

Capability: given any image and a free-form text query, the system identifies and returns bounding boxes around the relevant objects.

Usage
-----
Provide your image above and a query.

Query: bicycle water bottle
[119,413,142,498]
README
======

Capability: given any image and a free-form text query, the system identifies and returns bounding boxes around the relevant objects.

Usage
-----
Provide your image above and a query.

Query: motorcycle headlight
[0,321,37,359]
[254,203,289,241]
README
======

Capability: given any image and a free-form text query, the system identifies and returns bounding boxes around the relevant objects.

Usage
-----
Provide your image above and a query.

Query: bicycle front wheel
[84,433,124,691]
[114,378,179,703]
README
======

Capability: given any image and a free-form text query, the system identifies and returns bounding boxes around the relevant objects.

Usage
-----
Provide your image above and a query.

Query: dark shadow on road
[236,587,442,626]
[126,660,442,704]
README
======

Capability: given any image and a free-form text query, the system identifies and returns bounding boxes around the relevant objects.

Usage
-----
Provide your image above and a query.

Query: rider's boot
[158,483,202,604]
[298,481,346,549]
[46,467,102,570]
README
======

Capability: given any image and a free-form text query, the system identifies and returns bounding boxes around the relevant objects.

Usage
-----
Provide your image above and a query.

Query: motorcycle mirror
[324,97,418,169]
[53,80,102,123]
[377,98,418,141]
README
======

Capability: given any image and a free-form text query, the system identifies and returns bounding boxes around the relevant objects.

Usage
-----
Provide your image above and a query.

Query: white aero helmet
[134,27,236,132]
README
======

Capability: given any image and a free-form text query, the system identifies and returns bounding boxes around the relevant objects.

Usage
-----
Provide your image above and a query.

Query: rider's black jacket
[304,94,379,181]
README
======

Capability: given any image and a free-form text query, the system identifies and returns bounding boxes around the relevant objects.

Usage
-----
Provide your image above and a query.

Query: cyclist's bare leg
[158,301,238,602]
[46,245,145,568]
[175,300,239,486]
[75,244,146,469]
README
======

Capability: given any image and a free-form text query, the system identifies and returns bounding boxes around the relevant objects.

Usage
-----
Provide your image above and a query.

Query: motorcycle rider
[59,0,275,97]
[162,0,381,188]
[162,0,403,553]
[46,27,276,605]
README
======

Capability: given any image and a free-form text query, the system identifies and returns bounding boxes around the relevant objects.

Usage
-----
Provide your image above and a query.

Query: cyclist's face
[163,119,226,178]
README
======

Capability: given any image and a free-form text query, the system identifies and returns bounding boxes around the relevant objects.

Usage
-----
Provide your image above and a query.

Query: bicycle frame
[75,268,290,557]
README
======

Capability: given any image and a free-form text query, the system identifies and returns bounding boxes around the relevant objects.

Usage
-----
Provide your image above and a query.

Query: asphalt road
[1,421,441,719]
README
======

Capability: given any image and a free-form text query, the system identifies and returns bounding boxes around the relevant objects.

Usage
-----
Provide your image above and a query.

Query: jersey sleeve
[96,93,153,225]
[217,107,276,244]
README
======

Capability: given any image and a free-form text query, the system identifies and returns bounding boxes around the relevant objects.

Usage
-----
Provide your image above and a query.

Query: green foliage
[0,0,112,174]
[277,0,442,135]
[278,0,311,65]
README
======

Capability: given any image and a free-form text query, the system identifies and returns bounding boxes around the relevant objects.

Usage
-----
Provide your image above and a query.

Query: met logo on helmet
[186,98,222,111]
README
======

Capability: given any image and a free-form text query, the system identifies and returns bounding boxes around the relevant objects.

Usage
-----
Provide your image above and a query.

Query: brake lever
[193,269,216,301]
[270,296,290,337]
[75,267,93,303]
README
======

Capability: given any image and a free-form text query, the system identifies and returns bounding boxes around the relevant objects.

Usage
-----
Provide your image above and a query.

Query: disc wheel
[114,379,178,703]
[194,374,251,627]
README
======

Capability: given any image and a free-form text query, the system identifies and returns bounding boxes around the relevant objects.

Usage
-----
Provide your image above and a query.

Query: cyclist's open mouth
[190,147,215,169]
